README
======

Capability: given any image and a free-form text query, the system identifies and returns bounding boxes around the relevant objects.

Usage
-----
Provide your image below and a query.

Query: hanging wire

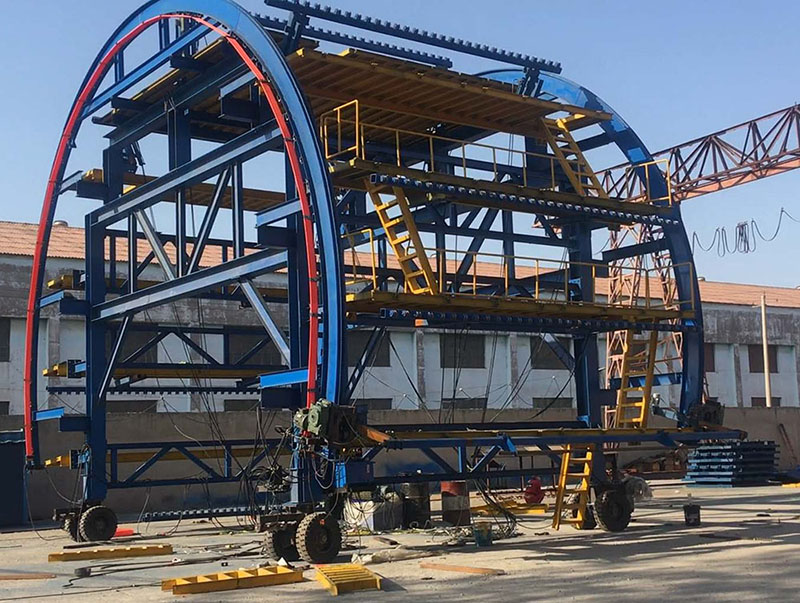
[691,207,800,256]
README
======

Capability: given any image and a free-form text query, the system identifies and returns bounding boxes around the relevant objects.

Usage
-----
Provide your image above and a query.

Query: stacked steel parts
[687,441,777,486]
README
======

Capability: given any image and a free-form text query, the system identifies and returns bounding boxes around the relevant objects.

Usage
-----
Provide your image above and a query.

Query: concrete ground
[1,483,799,602]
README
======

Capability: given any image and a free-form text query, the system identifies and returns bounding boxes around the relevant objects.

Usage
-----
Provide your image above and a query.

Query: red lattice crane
[601,104,800,202]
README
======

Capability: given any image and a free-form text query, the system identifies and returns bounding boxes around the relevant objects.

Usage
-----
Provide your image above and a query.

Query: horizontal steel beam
[82,26,209,120]
[380,429,742,450]
[92,123,282,227]
[602,238,669,263]
[93,250,287,320]
[339,214,567,248]
[106,58,249,147]
[265,0,561,72]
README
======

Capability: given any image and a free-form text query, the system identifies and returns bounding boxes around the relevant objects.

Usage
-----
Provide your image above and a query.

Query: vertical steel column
[565,221,601,426]
[232,163,245,258]
[168,107,191,276]
[84,214,108,504]
[501,210,516,292]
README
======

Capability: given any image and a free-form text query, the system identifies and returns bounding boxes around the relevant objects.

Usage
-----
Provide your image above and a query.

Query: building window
[704,342,715,373]
[0,401,9,415]
[441,397,487,410]
[347,331,391,367]
[224,399,260,411]
[751,397,781,408]
[748,344,778,373]
[107,399,157,413]
[440,334,485,369]
[353,398,392,411]
[106,327,158,364]
[228,334,284,367]
[530,336,570,370]
[533,397,573,409]
[0,318,10,362]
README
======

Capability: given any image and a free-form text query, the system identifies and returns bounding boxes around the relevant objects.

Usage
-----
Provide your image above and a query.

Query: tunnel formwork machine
[25,0,741,559]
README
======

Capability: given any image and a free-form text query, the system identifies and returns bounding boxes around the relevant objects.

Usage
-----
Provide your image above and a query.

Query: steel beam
[240,280,291,364]
[93,123,282,227]
[82,26,209,120]
[93,250,287,320]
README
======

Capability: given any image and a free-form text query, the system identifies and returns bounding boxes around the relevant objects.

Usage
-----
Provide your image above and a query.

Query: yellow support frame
[162,566,303,595]
[315,564,382,596]
[48,544,173,562]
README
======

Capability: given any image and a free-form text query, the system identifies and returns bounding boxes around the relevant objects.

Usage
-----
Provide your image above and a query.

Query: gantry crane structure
[24,0,741,559]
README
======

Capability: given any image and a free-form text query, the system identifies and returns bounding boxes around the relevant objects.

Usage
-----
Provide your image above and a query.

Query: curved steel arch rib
[24,0,344,461]
[482,69,703,416]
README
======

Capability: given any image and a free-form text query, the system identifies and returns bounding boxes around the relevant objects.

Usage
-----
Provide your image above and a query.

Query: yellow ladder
[541,118,609,199]
[613,329,659,429]
[552,444,593,530]
[365,182,438,295]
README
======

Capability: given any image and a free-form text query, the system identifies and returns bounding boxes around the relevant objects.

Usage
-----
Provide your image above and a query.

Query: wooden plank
[419,562,505,576]
[0,573,57,580]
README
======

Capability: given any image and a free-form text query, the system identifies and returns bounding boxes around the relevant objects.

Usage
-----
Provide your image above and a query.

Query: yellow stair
[613,329,659,429]
[552,444,593,530]
[541,118,609,199]
[365,182,438,294]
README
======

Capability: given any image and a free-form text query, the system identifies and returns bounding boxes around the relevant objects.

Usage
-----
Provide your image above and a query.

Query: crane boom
[601,104,800,202]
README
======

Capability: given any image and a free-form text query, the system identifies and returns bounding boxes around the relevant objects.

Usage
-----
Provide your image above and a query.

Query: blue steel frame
[28,0,723,515]
[28,0,344,505]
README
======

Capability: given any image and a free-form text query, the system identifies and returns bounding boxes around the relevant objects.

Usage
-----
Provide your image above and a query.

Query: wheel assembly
[78,505,117,542]
[264,526,300,562]
[593,487,633,532]
[63,515,79,541]
[295,512,342,564]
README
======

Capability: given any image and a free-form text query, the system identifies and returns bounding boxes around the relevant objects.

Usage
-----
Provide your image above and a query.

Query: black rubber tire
[295,512,342,564]
[567,493,596,530]
[78,506,118,542]
[264,526,300,562]
[63,516,79,541]
[593,488,633,532]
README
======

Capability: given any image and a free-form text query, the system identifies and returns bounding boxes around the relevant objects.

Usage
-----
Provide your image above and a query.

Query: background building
[0,220,798,416]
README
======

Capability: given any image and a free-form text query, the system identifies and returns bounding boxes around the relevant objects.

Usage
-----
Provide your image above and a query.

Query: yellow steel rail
[162,566,303,595]
[49,544,173,562]
[341,236,697,312]
[618,158,674,205]
[319,101,610,196]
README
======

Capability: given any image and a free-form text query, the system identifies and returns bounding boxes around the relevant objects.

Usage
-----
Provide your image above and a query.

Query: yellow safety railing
[341,227,377,287]
[320,99,361,160]
[619,158,673,205]
[341,228,696,311]
[319,101,601,195]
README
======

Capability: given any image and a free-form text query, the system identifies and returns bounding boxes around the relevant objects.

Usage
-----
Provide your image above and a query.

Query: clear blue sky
[0,1,797,286]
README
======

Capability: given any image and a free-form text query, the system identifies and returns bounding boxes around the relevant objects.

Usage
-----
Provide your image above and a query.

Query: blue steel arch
[27,0,345,455]
[483,70,703,415]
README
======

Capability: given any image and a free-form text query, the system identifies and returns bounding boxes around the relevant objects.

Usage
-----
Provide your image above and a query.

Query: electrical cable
[691,207,800,256]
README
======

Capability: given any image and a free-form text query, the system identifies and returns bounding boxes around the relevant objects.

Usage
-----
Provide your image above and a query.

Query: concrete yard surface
[1,484,799,602]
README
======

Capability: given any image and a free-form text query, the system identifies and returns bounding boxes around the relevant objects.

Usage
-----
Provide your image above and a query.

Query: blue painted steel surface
[264,0,562,72]
[29,0,344,500]
[259,367,309,388]
[483,68,704,416]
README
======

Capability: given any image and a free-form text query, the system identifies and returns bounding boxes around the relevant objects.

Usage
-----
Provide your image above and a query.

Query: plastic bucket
[683,503,701,526]
[473,521,493,547]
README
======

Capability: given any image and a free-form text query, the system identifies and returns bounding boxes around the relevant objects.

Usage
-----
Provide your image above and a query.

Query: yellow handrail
[319,100,605,196]
[621,158,673,205]
[340,228,695,310]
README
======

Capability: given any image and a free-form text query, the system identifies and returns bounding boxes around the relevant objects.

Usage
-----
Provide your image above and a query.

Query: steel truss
[25,0,740,548]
